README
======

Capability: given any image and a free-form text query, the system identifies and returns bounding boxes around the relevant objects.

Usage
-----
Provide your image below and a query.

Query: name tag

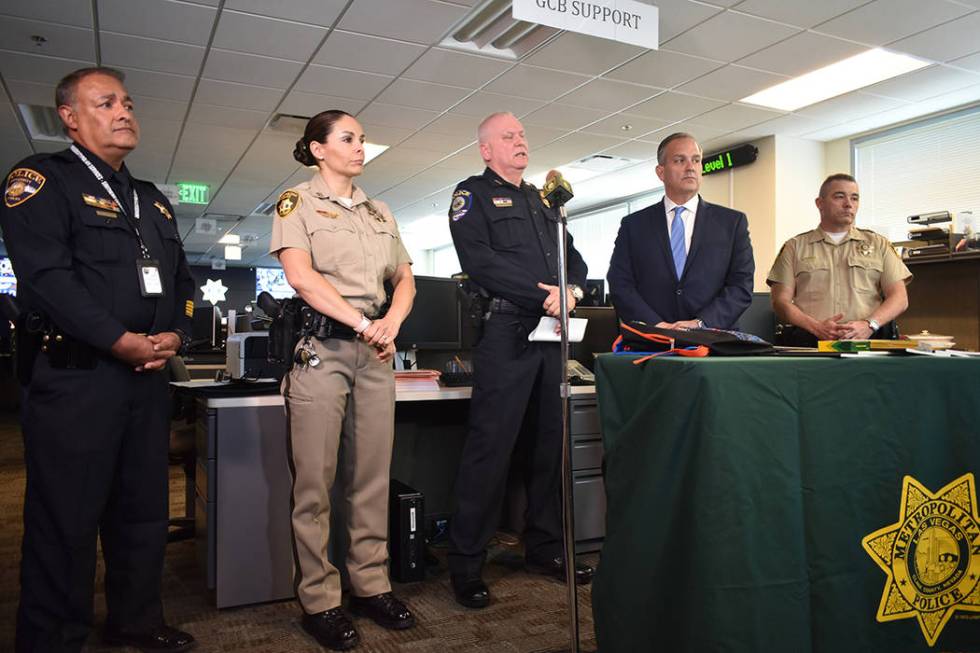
[492,197,513,208]
[137,258,164,297]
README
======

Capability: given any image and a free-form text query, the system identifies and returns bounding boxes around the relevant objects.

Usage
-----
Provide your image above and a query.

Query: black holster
[267,298,304,367]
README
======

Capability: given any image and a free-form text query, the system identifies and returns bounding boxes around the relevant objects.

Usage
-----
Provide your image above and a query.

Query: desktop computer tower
[389,479,425,583]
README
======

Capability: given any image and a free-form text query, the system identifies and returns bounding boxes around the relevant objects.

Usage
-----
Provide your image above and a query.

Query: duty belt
[488,297,537,317]
[300,306,358,341]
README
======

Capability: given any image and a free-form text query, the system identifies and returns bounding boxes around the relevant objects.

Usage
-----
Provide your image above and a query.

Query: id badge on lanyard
[72,145,166,298]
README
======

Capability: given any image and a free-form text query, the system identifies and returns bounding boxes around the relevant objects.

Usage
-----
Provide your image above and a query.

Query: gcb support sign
[513,0,659,50]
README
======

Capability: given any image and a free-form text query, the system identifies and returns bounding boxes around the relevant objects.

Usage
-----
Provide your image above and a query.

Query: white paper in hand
[527,317,587,342]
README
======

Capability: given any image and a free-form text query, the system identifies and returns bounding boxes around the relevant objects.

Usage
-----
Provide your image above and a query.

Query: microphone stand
[552,197,588,653]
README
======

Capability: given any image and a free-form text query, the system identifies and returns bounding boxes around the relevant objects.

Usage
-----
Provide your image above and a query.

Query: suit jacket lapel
[650,200,676,280]
[684,196,709,280]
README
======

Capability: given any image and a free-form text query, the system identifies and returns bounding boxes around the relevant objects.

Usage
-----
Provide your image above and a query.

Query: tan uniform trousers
[283,336,395,614]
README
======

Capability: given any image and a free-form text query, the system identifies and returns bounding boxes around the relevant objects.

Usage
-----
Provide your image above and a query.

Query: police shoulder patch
[5,167,46,208]
[450,189,472,222]
[277,190,300,218]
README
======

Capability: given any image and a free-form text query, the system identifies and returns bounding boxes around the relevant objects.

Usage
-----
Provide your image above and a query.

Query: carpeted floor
[0,411,598,652]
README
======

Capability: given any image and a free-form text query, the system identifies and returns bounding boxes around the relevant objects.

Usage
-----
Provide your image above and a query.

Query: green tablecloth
[593,354,980,653]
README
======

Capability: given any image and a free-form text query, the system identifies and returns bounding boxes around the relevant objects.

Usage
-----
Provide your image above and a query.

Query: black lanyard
[71,145,150,258]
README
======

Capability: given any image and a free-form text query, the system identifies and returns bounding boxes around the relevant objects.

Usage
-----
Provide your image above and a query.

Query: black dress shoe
[526,556,594,585]
[103,624,196,652]
[349,592,415,630]
[451,575,490,609]
[301,608,360,651]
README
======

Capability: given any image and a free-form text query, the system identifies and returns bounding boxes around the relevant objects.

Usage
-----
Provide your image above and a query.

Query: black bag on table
[619,321,774,356]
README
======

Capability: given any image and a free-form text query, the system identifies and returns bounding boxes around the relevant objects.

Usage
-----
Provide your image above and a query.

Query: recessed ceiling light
[740,48,929,112]
[224,245,242,261]
[218,233,240,245]
[364,143,388,164]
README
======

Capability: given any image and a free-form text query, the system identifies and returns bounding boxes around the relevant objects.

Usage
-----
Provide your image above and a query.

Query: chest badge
[153,201,173,220]
[492,196,513,208]
[277,190,300,218]
[859,243,874,256]
[316,209,338,219]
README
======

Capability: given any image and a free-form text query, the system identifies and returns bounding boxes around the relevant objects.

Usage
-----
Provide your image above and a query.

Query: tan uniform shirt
[767,227,911,322]
[269,173,412,316]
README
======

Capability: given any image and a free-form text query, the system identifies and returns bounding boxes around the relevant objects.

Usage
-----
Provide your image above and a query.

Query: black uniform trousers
[16,353,169,653]
[448,312,564,579]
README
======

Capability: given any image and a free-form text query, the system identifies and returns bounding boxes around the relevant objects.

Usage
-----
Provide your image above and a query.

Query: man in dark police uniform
[447,111,592,609]
[0,67,196,652]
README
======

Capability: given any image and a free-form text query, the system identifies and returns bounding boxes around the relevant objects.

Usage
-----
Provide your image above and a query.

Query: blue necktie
[670,205,686,279]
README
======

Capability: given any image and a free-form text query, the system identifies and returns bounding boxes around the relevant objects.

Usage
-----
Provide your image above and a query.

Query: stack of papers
[394,369,441,390]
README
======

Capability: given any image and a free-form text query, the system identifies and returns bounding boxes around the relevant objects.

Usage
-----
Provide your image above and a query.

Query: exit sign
[177,182,210,205]
[702,144,758,176]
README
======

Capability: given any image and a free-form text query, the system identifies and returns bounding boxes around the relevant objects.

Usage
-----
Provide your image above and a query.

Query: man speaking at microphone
[446,111,591,609]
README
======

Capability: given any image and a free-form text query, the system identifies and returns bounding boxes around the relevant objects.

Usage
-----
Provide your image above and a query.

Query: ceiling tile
[278,91,364,117]
[121,151,173,183]
[738,112,831,138]
[131,95,189,122]
[115,67,196,101]
[529,132,627,169]
[655,0,724,42]
[101,33,205,76]
[356,102,439,130]
[558,78,660,111]
[402,48,512,88]
[203,49,304,89]
[0,135,36,174]
[601,140,659,162]
[212,10,327,62]
[949,51,980,73]
[313,30,427,75]
[222,0,347,26]
[0,17,94,60]
[524,32,646,76]
[734,0,870,28]
[522,104,609,131]
[195,79,285,111]
[638,121,729,145]
[813,0,971,46]
[98,0,217,45]
[687,102,785,131]
[398,128,475,154]
[4,80,56,107]
[0,102,25,140]
[663,11,799,61]
[294,64,393,99]
[338,0,467,44]
[376,79,472,112]
[606,48,723,89]
[0,52,93,86]
[0,0,93,28]
[887,11,980,62]
[795,91,909,122]
[861,65,980,102]
[581,113,672,139]
[188,102,270,130]
[675,65,788,102]
[356,124,416,146]
[133,117,182,151]
[626,92,726,122]
[449,91,546,118]
[736,31,868,77]
[485,65,589,101]
[425,112,482,137]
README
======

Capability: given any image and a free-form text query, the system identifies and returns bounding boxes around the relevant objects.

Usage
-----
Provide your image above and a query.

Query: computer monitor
[255,266,294,300]
[395,276,461,351]
[571,306,620,372]
[191,305,223,350]
[580,278,605,307]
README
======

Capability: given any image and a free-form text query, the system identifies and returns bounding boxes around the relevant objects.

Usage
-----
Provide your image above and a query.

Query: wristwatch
[569,284,585,301]
[173,328,192,355]
[866,317,880,333]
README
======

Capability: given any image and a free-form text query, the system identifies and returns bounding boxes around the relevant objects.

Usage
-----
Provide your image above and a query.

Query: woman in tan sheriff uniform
[269,110,416,651]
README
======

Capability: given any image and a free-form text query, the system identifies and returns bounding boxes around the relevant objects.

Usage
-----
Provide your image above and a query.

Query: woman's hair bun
[293,138,316,166]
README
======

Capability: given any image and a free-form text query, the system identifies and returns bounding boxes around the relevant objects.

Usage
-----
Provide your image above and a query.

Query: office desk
[183,383,602,608]
[592,355,980,653]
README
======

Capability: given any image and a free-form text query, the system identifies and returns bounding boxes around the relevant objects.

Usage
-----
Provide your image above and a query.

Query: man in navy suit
[607,132,754,329]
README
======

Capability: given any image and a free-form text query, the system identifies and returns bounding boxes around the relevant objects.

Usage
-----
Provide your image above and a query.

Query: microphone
[543,169,574,209]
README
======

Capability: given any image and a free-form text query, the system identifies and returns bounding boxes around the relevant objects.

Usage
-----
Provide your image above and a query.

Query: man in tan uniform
[767,173,911,346]
[271,162,415,649]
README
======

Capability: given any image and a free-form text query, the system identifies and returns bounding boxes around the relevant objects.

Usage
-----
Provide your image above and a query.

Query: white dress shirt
[664,195,699,255]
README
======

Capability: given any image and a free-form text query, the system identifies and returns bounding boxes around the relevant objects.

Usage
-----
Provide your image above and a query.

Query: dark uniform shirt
[449,167,587,312]
[0,143,194,351]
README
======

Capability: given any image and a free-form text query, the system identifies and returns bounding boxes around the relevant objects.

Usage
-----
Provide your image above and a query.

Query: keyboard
[440,372,474,387]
